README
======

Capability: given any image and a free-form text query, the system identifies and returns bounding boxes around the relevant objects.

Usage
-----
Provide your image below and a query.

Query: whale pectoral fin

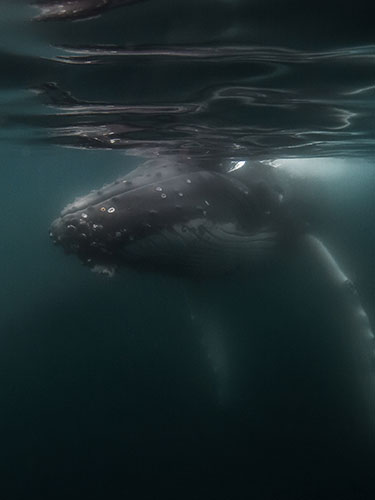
[197,310,230,403]
[185,285,234,405]
[300,235,373,345]
[300,234,374,390]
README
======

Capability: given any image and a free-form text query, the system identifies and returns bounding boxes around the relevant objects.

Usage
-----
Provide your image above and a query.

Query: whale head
[50,161,284,276]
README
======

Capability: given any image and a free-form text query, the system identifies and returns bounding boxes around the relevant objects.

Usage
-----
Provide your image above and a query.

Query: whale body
[50,158,374,410]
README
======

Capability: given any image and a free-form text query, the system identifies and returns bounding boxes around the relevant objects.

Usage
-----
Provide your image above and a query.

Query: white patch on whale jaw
[121,219,277,274]
[91,264,116,278]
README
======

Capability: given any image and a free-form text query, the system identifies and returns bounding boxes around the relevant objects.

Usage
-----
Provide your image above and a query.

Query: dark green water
[0,1,374,499]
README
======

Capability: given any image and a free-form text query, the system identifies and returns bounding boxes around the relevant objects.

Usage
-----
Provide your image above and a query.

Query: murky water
[0,1,374,499]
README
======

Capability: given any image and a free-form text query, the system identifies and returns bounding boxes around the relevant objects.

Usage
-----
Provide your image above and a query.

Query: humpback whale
[50,159,294,275]
[50,158,374,407]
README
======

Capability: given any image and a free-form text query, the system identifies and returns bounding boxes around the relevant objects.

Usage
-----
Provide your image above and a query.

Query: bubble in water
[161,193,167,199]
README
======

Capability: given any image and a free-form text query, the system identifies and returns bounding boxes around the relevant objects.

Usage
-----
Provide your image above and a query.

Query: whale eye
[100,207,106,212]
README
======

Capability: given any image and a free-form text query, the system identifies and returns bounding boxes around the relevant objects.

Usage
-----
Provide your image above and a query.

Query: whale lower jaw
[120,220,277,275]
